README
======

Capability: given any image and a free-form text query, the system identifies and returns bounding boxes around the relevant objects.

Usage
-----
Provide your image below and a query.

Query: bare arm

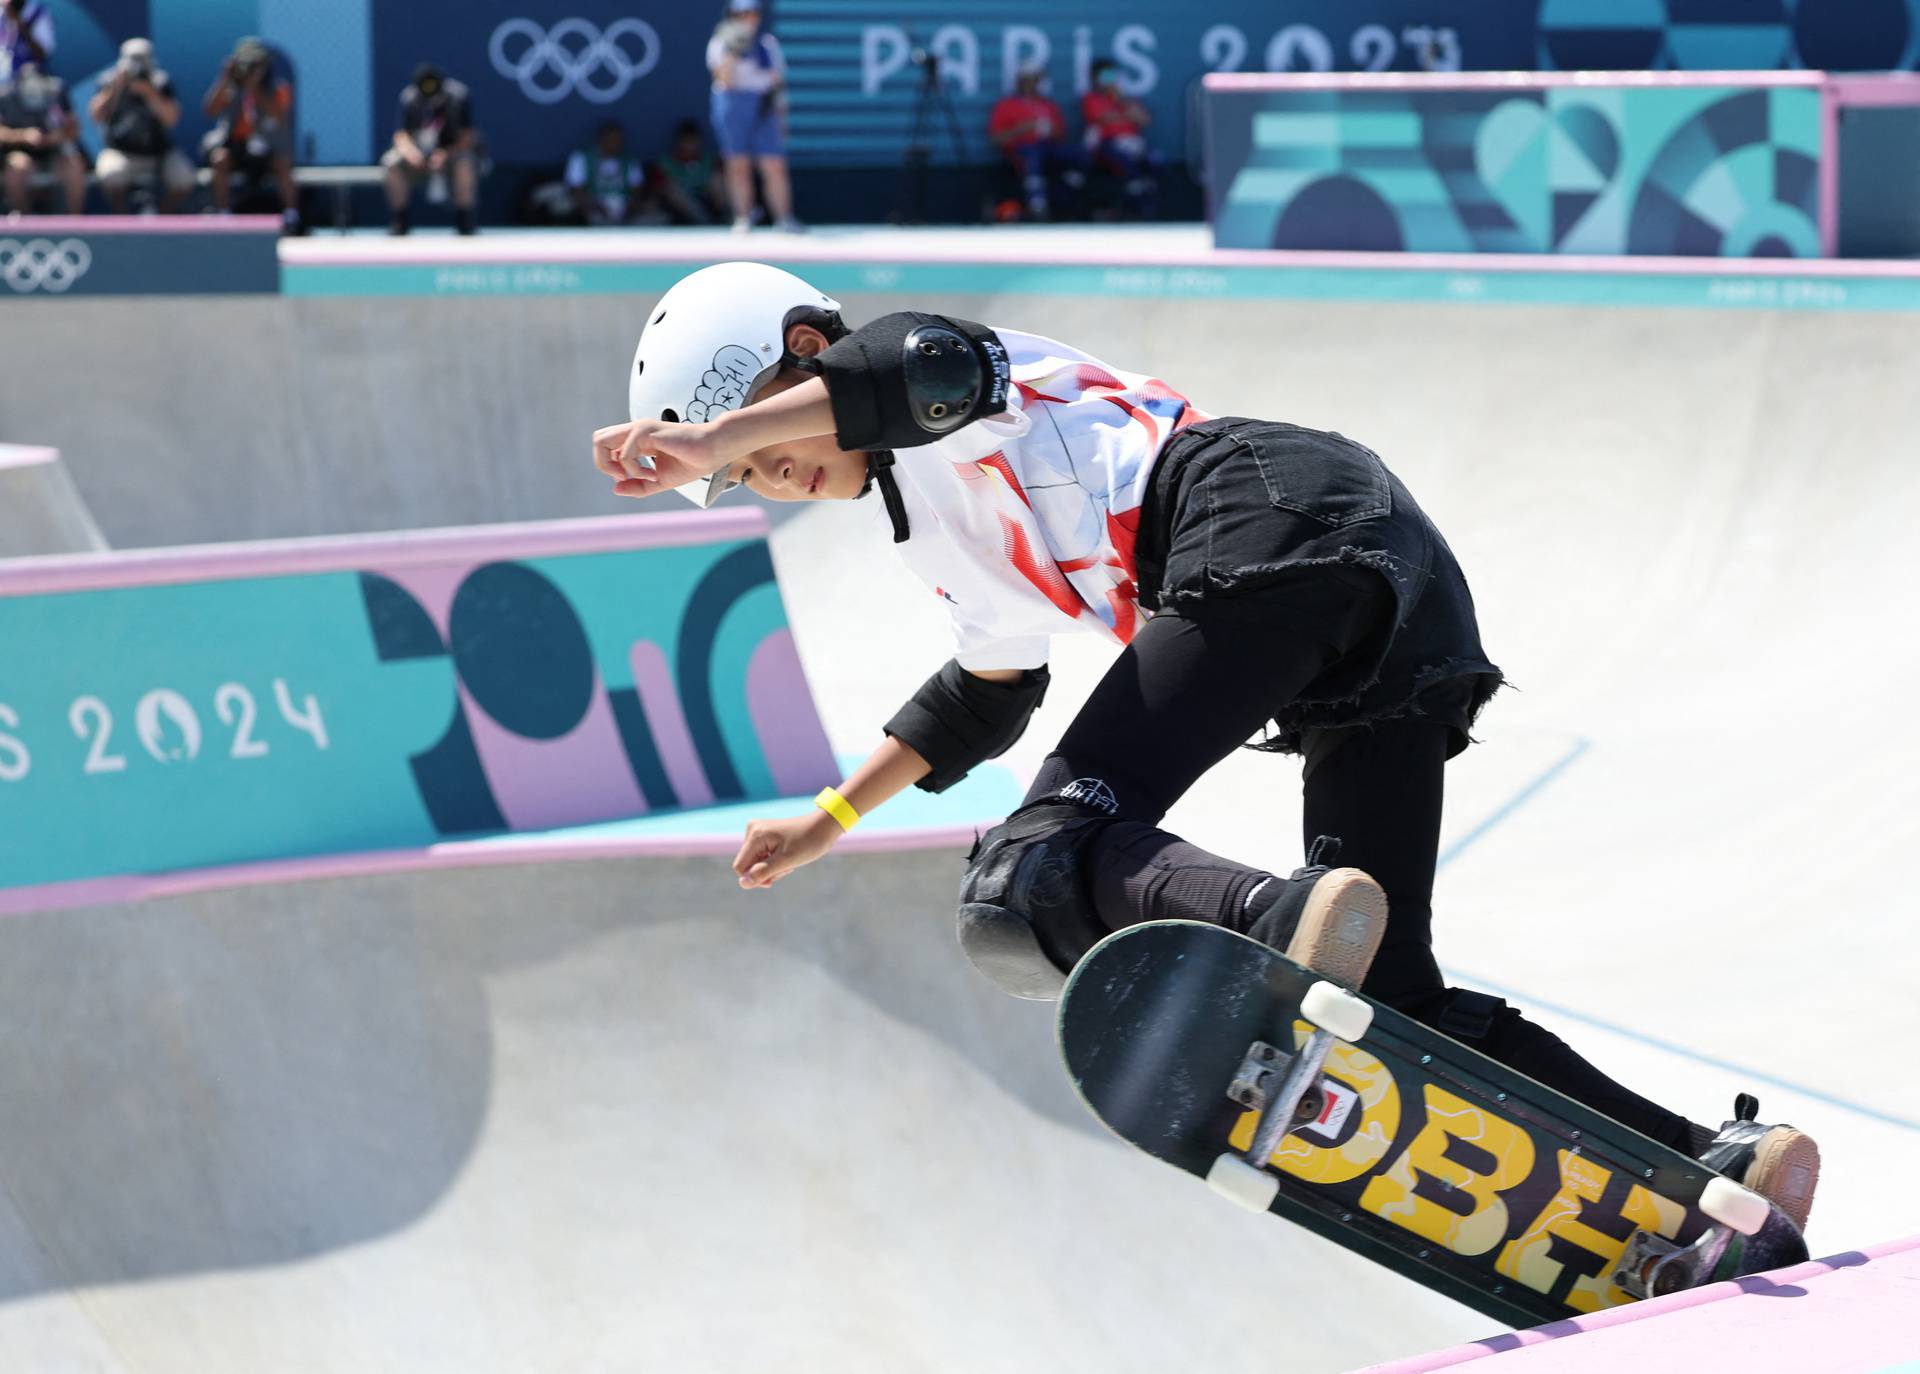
[714,374,835,451]
[835,732,932,816]
[731,669,1022,888]
[146,83,181,128]
[203,66,234,118]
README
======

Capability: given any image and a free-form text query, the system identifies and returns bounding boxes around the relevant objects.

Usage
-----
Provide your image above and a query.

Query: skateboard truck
[1207,980,1373,1213]
[1610,1175,1769,1299]
[1612,1227,1733,1300]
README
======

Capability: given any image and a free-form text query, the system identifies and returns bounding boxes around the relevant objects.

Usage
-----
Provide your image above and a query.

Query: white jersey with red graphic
[882,327,1210,672]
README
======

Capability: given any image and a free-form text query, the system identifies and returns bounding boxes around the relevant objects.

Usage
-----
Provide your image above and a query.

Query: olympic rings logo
[488,18,661,105]
[0,238,91,293]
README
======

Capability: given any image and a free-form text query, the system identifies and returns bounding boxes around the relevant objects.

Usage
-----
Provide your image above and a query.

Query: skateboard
[1057,920,1809,1329]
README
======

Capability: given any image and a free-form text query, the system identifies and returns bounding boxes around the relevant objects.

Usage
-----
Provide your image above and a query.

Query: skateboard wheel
[1207,1153,1281,1212]
[1301,981,1373,1043]
[1700,1176,1769,1236]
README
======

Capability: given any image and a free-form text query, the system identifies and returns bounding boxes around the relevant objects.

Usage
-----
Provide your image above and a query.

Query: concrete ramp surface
[6,236,1920,1371]
[0,853,1475,1373]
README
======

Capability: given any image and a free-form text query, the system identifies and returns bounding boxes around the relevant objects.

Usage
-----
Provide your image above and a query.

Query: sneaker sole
[1284,868,1389,988]
[1744,1127,1821,1231]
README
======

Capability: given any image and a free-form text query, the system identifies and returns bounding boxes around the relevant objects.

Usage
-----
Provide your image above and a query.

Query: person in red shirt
[987,67,1084,221]
[1080,57,1158,218]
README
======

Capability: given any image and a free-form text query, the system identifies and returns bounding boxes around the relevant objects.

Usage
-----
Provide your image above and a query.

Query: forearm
[715,374,837,450]
[835,733,933,818]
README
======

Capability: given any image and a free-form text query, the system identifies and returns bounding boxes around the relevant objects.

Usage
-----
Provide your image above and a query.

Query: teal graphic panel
[0,538,837,890]
[1212,84,1823,256]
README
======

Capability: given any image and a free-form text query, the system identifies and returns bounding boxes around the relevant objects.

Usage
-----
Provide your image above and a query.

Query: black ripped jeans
[1020,582,1699,1153]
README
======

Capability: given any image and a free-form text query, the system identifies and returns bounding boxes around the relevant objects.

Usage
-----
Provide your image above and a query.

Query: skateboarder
[591,262,1821,1229]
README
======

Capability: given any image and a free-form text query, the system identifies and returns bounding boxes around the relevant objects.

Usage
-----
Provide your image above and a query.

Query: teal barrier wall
[1210,82,1824,256]
[0,519,838,890]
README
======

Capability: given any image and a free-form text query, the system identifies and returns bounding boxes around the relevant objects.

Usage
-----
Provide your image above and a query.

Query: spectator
[651,117,728,226]
[1081,57,1159,219]
[0,0,52,82]
[706,0,800,233]
[565,119,648,226]
[202,36,301,233]
[381,62,479,236]
[0,64,84,214]
[89,37,193,213]
[988,66,1084,222]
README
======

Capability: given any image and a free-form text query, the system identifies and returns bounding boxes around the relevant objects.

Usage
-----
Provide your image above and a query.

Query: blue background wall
[33,0,1920,171]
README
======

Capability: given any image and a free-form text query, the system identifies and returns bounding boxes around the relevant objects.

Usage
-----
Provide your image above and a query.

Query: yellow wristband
[815,786,860,833]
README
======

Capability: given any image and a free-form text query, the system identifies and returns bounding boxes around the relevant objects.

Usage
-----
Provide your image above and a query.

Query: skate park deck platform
[2,225,1918,1371]
[0,444,105,558]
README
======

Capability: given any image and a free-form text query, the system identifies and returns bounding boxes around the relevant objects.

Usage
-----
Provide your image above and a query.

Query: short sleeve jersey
[95,66,178,154]
[879,330,1210,671]
[988,94,1063,149]
[1082,88,1141,140]
[0,70,70,137]
[0,2,53,81]
[707,29,784,93]
[398,80,472,153]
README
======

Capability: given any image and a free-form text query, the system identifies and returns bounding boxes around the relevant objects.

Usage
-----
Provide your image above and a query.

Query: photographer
[381,62,479,236]
[89,37,192,212]
[706,0,799,233]
[0,0,52,81]
[0,64,84,213]
[202,35,300,233]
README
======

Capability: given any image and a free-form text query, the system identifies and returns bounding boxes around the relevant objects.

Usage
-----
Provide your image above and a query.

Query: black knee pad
[956,805,1113,1000]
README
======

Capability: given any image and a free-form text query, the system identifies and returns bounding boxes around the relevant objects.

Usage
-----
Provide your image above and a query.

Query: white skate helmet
[628,262,843,508]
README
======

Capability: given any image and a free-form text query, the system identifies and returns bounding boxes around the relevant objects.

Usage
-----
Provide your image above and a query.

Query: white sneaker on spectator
[776,216,807,233]
[730,216,752,235]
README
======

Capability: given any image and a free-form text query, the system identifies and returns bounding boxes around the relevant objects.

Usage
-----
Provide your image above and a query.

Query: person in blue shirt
[706,0,800,233]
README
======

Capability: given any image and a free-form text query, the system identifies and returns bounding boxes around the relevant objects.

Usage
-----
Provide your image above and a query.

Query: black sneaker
[1244,836,1388,987]
[1696,1093,1821,1231]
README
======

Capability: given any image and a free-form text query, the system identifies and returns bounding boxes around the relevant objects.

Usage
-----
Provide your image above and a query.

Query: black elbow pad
[820,312,1011,451]
[902,324,992,433]
[884,661,1050,793]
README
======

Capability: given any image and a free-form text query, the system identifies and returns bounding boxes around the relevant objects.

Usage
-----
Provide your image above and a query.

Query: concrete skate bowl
[7,249,1920,1369]
[0,850,1482,1373]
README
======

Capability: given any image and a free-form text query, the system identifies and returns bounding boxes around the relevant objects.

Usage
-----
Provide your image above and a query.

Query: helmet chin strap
[787,353,908,542]
[861,451,910,543]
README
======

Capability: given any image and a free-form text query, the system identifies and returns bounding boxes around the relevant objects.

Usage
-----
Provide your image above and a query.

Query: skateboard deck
[1057,920,1809,1329]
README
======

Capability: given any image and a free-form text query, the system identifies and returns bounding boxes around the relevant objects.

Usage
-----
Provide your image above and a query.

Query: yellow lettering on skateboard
[1496,1151,1686,1311]
[1360,1083,1536,1256]
[1225,1022,1402,1186]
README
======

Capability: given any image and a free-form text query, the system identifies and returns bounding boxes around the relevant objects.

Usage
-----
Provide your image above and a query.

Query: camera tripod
[894,49,969,224]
